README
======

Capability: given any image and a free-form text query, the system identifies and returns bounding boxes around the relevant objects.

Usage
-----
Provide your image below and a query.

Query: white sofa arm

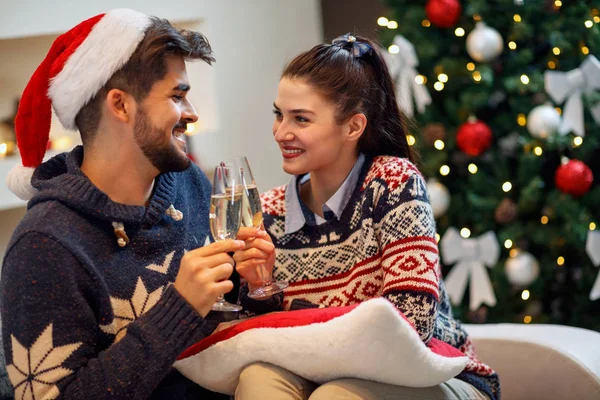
[464,323,600,400]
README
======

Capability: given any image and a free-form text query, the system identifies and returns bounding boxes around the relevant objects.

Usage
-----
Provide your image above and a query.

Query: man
[1,9,244,399]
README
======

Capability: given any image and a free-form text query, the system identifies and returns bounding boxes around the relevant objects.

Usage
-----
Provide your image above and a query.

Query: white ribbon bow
[544,55,600,137]
[586,230,600,301]
[381,35,431,117]
[440,228,499,311]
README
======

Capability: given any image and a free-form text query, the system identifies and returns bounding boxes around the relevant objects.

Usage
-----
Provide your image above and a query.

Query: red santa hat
[7,9,151,200]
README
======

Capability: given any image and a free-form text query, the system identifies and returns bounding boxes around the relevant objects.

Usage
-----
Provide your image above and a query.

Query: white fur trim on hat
[48,9,151,130]
[6,164,37,201]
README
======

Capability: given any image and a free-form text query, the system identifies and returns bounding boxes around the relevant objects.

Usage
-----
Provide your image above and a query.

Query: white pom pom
[6,164,37,200]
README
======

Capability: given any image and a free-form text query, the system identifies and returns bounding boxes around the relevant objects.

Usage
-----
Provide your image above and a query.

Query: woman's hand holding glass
[233,227,276,291]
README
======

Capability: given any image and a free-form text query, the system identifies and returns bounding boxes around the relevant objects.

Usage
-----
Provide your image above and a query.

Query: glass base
[247,281,288,299]
[212,299,243,312]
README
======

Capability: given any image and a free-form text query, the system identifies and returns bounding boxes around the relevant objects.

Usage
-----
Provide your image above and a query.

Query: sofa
[465,323,600,400]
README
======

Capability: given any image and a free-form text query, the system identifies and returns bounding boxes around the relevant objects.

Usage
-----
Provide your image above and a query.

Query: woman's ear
[346,113,367,143]
[105,88,134,124]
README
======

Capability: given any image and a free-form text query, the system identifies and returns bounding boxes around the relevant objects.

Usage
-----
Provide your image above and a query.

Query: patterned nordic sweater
[260,156,501,400]
[1,147,228,400]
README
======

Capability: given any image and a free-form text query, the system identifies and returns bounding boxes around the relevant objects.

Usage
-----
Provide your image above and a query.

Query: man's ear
[105,89,134,124]
[346,113,367,143]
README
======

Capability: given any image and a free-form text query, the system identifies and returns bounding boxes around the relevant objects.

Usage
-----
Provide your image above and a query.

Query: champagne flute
[236,156,288,299]
[209,165,244,312]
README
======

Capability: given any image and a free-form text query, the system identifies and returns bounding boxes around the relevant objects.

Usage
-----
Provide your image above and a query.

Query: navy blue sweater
[1,147,229,399]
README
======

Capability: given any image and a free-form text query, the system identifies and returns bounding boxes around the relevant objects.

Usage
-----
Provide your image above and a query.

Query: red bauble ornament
[425,0,462,28]
[555,159,594,197]
[456,119,493,156]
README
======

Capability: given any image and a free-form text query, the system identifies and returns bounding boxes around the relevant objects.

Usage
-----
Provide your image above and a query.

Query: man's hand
[233,227,276,290]
[174,239,245,317]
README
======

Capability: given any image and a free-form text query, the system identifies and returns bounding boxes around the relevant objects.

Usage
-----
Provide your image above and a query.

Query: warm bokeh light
[460,228,471,238]
[407,134,416,146]
[521,290,530,300]
[434,81,445,91]
[440,165,450,176]
[377,17,389,26]
[422,19,431,27]
[524,315,532,324]
[505,239,513,249]
[434,140,445,150]
[553,47,561,55]
[508,41,517,50]
[517,113,527,126]
[557,256,565,266]
[514,14,522,22]
[467,62,476,71]
[573,137,583,147]
[438,73,449,83]
[520,75,530,84]
[534,146,543,156]
[541,216,549,224]
[590,222,597,230]
[415,75,426,84]
[502,182,513,192]
[387,20,398,29]
[388,44,400,54]
[455,27,465,37]
[468,163,478,174]
[473,71,482,82]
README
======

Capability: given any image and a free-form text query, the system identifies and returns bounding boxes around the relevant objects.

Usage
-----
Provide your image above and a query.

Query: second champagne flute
[209,165,243,312]
[236,156,288,299]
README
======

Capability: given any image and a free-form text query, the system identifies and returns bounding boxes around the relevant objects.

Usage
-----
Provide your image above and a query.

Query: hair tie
[331,33,373,58]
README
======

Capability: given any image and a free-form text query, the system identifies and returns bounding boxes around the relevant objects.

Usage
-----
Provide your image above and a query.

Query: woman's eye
[272,109,282,118]
[173,95,183,101]
[296,116,309,123]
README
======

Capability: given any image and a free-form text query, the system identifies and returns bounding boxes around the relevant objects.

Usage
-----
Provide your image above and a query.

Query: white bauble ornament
[505,250,540,287]
[527,104,561,139]
[466,22,503,63]
[427,178,450,218]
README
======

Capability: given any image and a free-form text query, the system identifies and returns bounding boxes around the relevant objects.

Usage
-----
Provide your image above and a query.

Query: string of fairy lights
[379,4,599,322]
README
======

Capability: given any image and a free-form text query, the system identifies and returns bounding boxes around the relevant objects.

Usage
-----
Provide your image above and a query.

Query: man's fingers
[211,262,235,282]
[214,279,235,295]
[236,227,267,240]
[188,239,245,257]
[243,238,274,252]
[186,252,234,270]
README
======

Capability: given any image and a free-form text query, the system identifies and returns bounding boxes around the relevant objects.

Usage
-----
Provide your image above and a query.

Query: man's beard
[134,107,191,173]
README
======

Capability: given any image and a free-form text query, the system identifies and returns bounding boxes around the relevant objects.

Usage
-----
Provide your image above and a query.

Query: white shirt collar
[284,153,366,234]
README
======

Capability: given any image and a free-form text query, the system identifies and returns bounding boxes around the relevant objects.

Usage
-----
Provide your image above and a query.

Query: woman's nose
[273,119,294,142]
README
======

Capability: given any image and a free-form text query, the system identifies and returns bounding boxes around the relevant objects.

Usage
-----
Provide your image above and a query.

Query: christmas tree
[379,0,600,330]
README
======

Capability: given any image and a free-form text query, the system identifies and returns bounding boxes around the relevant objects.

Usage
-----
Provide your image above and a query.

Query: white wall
[0,0,323,261]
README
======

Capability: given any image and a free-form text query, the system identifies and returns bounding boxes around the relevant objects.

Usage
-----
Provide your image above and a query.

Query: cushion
[174,298,469,395]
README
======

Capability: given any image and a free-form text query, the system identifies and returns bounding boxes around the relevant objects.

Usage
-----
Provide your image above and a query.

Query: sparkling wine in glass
[209,165,243,312]
[236,156,288,299]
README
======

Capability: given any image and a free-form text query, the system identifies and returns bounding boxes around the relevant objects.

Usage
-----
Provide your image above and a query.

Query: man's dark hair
[75,17,214,145]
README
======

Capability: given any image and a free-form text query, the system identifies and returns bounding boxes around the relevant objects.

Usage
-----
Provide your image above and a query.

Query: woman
[234,34,499,400]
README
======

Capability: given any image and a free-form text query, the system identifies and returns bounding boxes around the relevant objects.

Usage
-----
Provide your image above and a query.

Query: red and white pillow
[175,298,469,395]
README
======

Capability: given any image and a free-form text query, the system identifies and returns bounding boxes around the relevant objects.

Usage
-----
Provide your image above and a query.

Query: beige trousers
[235,362,489,400]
